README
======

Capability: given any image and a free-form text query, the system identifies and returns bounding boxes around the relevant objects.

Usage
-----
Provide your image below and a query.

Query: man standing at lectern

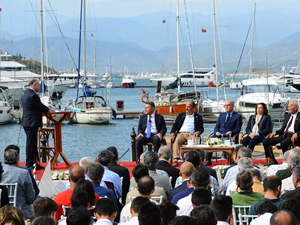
[136,101,167,162]
[21,79,53,170]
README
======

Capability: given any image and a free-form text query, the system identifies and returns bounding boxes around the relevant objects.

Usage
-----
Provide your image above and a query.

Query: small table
[181,144,235,165]
[44,111,72,168]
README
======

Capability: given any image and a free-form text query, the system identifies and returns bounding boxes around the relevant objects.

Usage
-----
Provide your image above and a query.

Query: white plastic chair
[62,205,71,216]
[150,195,163,204]
[232,205,251,225]
[238,213,258,225]
[0,182,18,207]
[119,177,124,203]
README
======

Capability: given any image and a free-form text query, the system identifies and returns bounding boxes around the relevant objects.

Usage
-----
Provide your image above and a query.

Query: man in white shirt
[267,151,289,177]
[66,206,92,225]
[94,198,118,225]
[250,200,278,225]
[119,196,149,225]
[211,195,232,225]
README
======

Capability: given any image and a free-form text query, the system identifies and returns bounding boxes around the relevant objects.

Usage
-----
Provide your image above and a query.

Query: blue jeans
[242,135,264,151]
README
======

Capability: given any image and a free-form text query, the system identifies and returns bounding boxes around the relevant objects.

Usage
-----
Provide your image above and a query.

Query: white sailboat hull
[70,108,112,124]
[0,103,13,124]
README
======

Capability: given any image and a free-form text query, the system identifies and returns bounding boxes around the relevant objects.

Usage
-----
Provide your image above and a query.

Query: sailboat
[69,0,112,124]
[0,86,13,124]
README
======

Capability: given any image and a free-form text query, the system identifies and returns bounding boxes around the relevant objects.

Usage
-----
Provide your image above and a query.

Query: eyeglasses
[224,104,232,107]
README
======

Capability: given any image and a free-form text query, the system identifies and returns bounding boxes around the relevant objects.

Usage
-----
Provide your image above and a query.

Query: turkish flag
[141,88,146,94]
[91,33,93,37]
[208,81,214,87]
[202,28,206,33]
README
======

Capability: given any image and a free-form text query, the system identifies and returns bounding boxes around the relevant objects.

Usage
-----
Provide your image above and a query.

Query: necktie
[283,116,294,138]
[146,116,151,138]
[226,113,231,125]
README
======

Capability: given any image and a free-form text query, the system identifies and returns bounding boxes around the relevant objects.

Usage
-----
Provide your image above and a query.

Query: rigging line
[46,0,78,70]
[231,18,253,83]
[119,148,131,160]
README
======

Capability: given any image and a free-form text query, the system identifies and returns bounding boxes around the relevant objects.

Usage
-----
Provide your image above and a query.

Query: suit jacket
[137,113,167,136]
[169,180,189,200]
[214,111,242,136]
[157,160,180,188]
[245,114,272,136]
[149,170,170,193]
[200,163,218,181]
[1,165,35,219]
[21,88,49,128]
[281,186,300,200]
[276,113,300,136]
[109,162,130,204]
[170,112,204,134]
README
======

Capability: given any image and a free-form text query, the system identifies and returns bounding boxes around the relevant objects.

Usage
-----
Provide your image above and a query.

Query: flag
[141,88,146,94]
[91,33,93,37]
[202,28,206,33]
[208,81,214,87]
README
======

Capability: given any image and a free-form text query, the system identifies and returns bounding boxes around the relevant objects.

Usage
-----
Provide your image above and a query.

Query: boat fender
[70,111,75,119]
[141,95,148,103]
[111,107,117,118]
[170,106,172,113]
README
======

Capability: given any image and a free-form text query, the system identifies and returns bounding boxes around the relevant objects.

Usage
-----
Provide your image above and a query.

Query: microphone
[149,120,152,123]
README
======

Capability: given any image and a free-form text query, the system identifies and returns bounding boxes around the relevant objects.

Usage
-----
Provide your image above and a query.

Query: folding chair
[232,205,251,225]
[0,182,18,207]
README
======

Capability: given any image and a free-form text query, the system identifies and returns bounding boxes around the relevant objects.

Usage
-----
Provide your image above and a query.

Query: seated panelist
[136,101,167,162]
[205,100,242,166]
[170,101,204,167]
[242,102,272,151]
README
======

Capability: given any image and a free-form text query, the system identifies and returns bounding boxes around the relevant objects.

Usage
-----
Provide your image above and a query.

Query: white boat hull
[0,104,13,124]
[70,108,112,124]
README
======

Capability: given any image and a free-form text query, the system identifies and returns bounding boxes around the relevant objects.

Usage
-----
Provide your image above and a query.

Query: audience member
[176,167,211,216]
[250,200,278,225]
[282,155,300,192]
[143,151,170,194]
[120,196,149,225]
[157,146,180,188]
[88,163,119,209]
[170,162,195,200]
[159,202,179,225]
[0,161,9,207]
[249,168,264,194]
[270,210,297,225]
[4,144,39,197]
[126,165,167,204]
[267,150,290,176]
[191,187,212,207]
[107,146,130,204]
[94,198,118,225]
[31,216,56,225]
[230,170,264,211]
[1,149,35,219]
[223,145,246,177]
[276,148,300,180]
[67,206,91,225]
[170,216,198,225]
[73,179,99,208]
[120,176,155,223]
[211,195,232,225]
[55,165,85,223]
[170,101,204,167]
[0,205,25,225]
[190,205,216,225]
[138,201,162,225]
[281,198,300,224]
[32,197,58,221]
[282,164,300,199]
[194,148,217,181]
[249,176,284,215]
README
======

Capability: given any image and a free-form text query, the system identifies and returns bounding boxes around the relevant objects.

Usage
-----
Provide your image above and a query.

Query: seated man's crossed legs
[173,133,195,166]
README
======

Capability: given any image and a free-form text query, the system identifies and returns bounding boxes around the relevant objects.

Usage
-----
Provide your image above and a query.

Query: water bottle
[188,134,193,146]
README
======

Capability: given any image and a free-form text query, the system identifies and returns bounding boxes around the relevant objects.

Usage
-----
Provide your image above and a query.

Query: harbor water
[0,78,296,164]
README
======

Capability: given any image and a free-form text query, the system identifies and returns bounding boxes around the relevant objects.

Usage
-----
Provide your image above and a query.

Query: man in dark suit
[157,145,180,188]
[136,101,167,161]
[206,100,242,166]
[21,79,53,170]
[170,101,204,166]
[107,146,130,204]
[281,164,300,200]
[169,161,194,201]
[194,148,218,181]
[263,100,300,165]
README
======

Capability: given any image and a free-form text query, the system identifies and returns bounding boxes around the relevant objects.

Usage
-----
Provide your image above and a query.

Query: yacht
[235,78,288,121]
[121,75,136,88]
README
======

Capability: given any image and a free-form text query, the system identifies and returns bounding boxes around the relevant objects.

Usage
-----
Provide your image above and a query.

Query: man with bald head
[270,210,297,225]
[263,100,300,165]
[157,145,180,187]
[170,101,204,166]
[206,100,242,165]
[55,165,85,223]
[170,162,195,202]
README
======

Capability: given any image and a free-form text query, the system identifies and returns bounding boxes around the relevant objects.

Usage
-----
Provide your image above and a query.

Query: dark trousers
[262,133,293,162]
[242,135,265,151]
[136,134,161,161]
[23,126,38,168]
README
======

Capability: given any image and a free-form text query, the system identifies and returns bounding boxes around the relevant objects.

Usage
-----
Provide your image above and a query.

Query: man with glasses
[21,79,53,170]
[205,100,242,166]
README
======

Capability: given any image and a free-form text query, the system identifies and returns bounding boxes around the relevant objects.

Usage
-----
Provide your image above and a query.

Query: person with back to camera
[242,103,272,151]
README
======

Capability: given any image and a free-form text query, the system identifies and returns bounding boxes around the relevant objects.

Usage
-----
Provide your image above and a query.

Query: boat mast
[249,3,256,79]
[109,47,112,82]
[40,0,44,96]
[176,0,181,92]
[213,0,219,101]
[83,0,86,81]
